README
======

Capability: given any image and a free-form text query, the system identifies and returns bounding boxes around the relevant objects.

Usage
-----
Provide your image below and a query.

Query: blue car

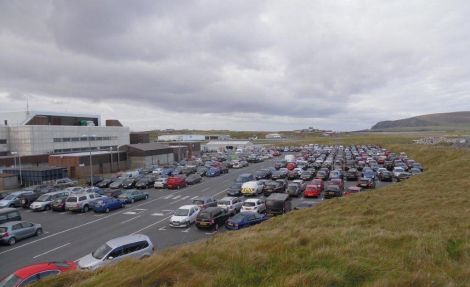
[162,167,175,176]
[225,212,268,230]
[363,170,376,180]
[93,197,125,213]
[206,167,221,177]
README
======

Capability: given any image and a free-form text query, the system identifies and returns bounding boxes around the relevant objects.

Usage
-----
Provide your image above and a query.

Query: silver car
[0,221,42,245]
[77,234,154,270]
[65,192,103,213]
[0,191,35,208]
[217,197,243,215]
[30,191,70,211]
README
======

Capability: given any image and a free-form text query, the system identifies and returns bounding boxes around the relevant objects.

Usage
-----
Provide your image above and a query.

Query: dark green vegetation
[36,135,470,287]
[371,111,470,131]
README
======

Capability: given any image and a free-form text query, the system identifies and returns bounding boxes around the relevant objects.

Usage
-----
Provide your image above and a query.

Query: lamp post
[109,147,113,173]
[82,135,96,187]
[11,152,22,186]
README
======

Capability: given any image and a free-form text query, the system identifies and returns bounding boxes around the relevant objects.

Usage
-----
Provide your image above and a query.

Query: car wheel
[8,237,16,245]
[145,195,149,200]
[9,204,14,208]
[105,208,110,213]
[83,205,89,213]
[45,205,51,211]
[131,199,135,204]
[35,228,43,236]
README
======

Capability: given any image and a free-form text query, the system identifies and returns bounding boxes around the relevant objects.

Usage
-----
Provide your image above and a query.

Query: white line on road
[33,243,71,259]
[121,215,141,224]
[205,231,217,235]
[158,226,167,231]
[131,216,172,234]
[200,187,210,193]
[182,228,191,233]
[181,195,190,200]
[151,213,164,216]
[169,197,187,205]
[123,211,137,215]
[172,195,182,200]
[162,210,174,212]
[191,196,199,200]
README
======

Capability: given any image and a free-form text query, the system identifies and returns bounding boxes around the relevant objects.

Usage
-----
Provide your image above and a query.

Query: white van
[241,181,263,196]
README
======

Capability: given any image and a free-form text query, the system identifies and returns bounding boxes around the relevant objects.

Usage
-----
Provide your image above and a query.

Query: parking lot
[0,145,408,279]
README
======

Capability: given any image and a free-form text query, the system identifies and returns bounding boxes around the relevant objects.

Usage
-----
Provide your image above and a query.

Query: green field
[35,134,470,287]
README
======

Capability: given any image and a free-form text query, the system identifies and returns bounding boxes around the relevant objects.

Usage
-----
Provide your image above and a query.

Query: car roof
[178,205,197,209]
[0,221,29,227]
[14,262,73,279]
[0,207,18,213]
[106,234,150,248]
[244,198,261,202]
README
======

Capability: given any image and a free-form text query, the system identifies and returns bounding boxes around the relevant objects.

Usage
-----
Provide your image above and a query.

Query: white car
[154,178,168,189]
[232,161,242,169]
[393,167,405,178]
[241,181,263,196]
[30,190,70,211]
[217,197,243,215]
[241,198,266,214]
[169,205,200,228]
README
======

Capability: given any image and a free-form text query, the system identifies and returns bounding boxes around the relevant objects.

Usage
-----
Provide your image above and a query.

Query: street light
[109,147,113,172]
[82,134,96,187]
[11,152,22,186]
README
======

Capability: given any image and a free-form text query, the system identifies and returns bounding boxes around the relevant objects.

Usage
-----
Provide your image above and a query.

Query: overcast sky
[1,0,470,131]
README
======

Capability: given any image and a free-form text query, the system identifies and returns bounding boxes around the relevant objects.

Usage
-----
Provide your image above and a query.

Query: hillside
[371,111,470,131]
[36,141,470,287]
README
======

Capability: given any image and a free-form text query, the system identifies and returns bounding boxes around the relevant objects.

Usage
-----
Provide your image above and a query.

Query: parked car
[186,174,202,185]
[217,197,243,215]
[93,197,125,213]
[154,177,168,189]
[77,234,154,270]
[0,191,35,208]
[109,179,125,189]
[0,221,42,245]
[227,182,243,196]
[235,173,255,184]
[263,180,285,196]
[19,191,45,209]
[255,169,271,180]
[195,207,230,229]
[135,177,155,189]
[345,168,359,181]
[357,177,376,189]
[29,191,70,212]
[121,178,138,189]
[0,208,21,224]
[169,205,200,228]
[328,178,344,191]
[265,193,291,215]
[241,198,266,214]
[65,193,103,213]
[344,186,362,196]
[166,176,187,189]
[294,201,314,210]
[96,178,114,188]
[51,198,68,212]
[0,261,77,287]
[300,170,314,181]
[206,167,221,177]
[225,212,268,230]
[304,184,322,198]
[53,178,77,188]
[378,170,394,182]
[86,176,104,186]
[286,183,302,197]
[192,196,217,210]
[118,190,149,204]
[324,185,343,199]
[241,181,264,196]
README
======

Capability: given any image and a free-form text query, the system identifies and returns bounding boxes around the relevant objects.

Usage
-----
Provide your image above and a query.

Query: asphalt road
[0,160,392,278]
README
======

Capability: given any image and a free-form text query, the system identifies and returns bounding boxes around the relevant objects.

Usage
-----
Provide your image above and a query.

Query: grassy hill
[371,111,470,131]
[36,136,470,287]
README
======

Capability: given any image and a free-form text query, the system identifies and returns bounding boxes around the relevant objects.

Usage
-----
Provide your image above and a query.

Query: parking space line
[182,228,191,233]
[33,243,70,259]
[121,215,141,224]
[191,196,199,200]
[131,216,172,234]
[169,197,187,205]
[172,195,182,200]
[181,195,190,200]
[151,213,164,216]
[158,226,167,231]
[205,231,217,235]
[200,187,210,193]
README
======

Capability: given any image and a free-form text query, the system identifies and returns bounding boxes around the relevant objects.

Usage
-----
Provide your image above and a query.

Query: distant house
[265,133,282,139]
[203,141,253,152]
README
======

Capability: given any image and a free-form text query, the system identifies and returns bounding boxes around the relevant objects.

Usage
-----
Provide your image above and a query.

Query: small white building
[203,141,253,152]
[265,133,282,139]
[158,134,206,142]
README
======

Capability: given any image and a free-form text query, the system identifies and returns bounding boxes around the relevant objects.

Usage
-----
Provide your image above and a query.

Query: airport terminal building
[0,111,130,156]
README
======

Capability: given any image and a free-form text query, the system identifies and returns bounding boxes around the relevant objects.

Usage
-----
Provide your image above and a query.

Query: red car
[286,162,297,171]
[304,184,322,198]
[310,178,324,191]
[328,178,344,191]
[166,176,187,189]
[344,186,362,196]
[0,261,77,286]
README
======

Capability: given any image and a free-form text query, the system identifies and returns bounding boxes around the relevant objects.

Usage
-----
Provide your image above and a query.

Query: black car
[196,207,230,229]
[18,192,43,209]
[255,169,271,180]
[300,171,314,181]
[86,176,104,186]
[227,182,243,196]
[378,170,393,182]
[122,178,137,189]
[135,177,155,189]
[287,170,300,180]
[324,185,343,199]
[271,170,287,180]
[345,168,359,181]
[186,174,202,185]
[315,170,329,181]
[263,181,284,196]
[196,166,208,176]
[104,189,122,198]
[96,178,114,188]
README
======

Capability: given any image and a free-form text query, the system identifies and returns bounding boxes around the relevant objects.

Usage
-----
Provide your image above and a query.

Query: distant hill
[371,111,470,131]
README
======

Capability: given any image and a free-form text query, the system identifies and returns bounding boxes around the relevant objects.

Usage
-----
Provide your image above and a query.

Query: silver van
[77,234,154,270]
[30,191,70,211]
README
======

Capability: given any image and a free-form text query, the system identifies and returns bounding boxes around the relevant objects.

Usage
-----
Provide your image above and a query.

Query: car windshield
[174,209,190,216]
[92,243,112,260]
[243,202,256,207]
[198,212,211,220]
[3,194,16,200]
[66,197,77,202]
[218,200,231,205]
[287,186,297,192]
[36,194,51,202]
[0,273,21,287]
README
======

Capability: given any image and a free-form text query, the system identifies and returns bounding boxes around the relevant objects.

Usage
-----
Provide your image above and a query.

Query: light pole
[11,152,22,186]
[109,147,113,173]
[83,135,96,187]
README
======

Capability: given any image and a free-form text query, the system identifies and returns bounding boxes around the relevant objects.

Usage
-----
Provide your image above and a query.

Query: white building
[158,134,206,142]
[265,133,282,139]
[203,140,253,152]
[0,111,129,156]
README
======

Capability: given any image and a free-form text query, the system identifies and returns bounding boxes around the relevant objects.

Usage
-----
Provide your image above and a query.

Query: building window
[80,137,88,141]
[0,139,6,144]
[62,138,70,142]
[71,137,79,142]
[53,138,62,142]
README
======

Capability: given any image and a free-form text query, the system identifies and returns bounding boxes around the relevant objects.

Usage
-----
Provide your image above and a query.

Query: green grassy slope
[371,111,470,131]
[36,141,470,287]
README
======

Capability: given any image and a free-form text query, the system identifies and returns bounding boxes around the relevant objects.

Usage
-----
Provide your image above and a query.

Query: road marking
[33,243,71,259]
[131,216,172,234]
[134,208,147,211]
[172,195,182,200]
[151,213,164,216]
[181,195,190,200]
[212,189,228,199]
[170,197,187,205]
[121,215,141,224]
[191,196,199,200]
[123,211,137,215]
[182,228,191,233]
[163,195,173,199]
[201,187,210,193]
[60,212,66,215]
[205,231,217,235]
[158,226,167,231]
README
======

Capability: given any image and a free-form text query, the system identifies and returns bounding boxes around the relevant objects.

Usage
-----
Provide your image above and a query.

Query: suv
[77,234,154,270]
[30,191,70,212]
[65,193,102,213]
[195,207,230,229]
[217,197,243,215]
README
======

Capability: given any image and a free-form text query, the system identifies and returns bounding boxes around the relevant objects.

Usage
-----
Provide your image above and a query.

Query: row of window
[54,146,116,154]
[53,136,118,143]
[0,139,6,144]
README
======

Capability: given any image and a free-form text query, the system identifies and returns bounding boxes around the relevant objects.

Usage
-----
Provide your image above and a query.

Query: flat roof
[49,151,118,157]
[206,141,252,145]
